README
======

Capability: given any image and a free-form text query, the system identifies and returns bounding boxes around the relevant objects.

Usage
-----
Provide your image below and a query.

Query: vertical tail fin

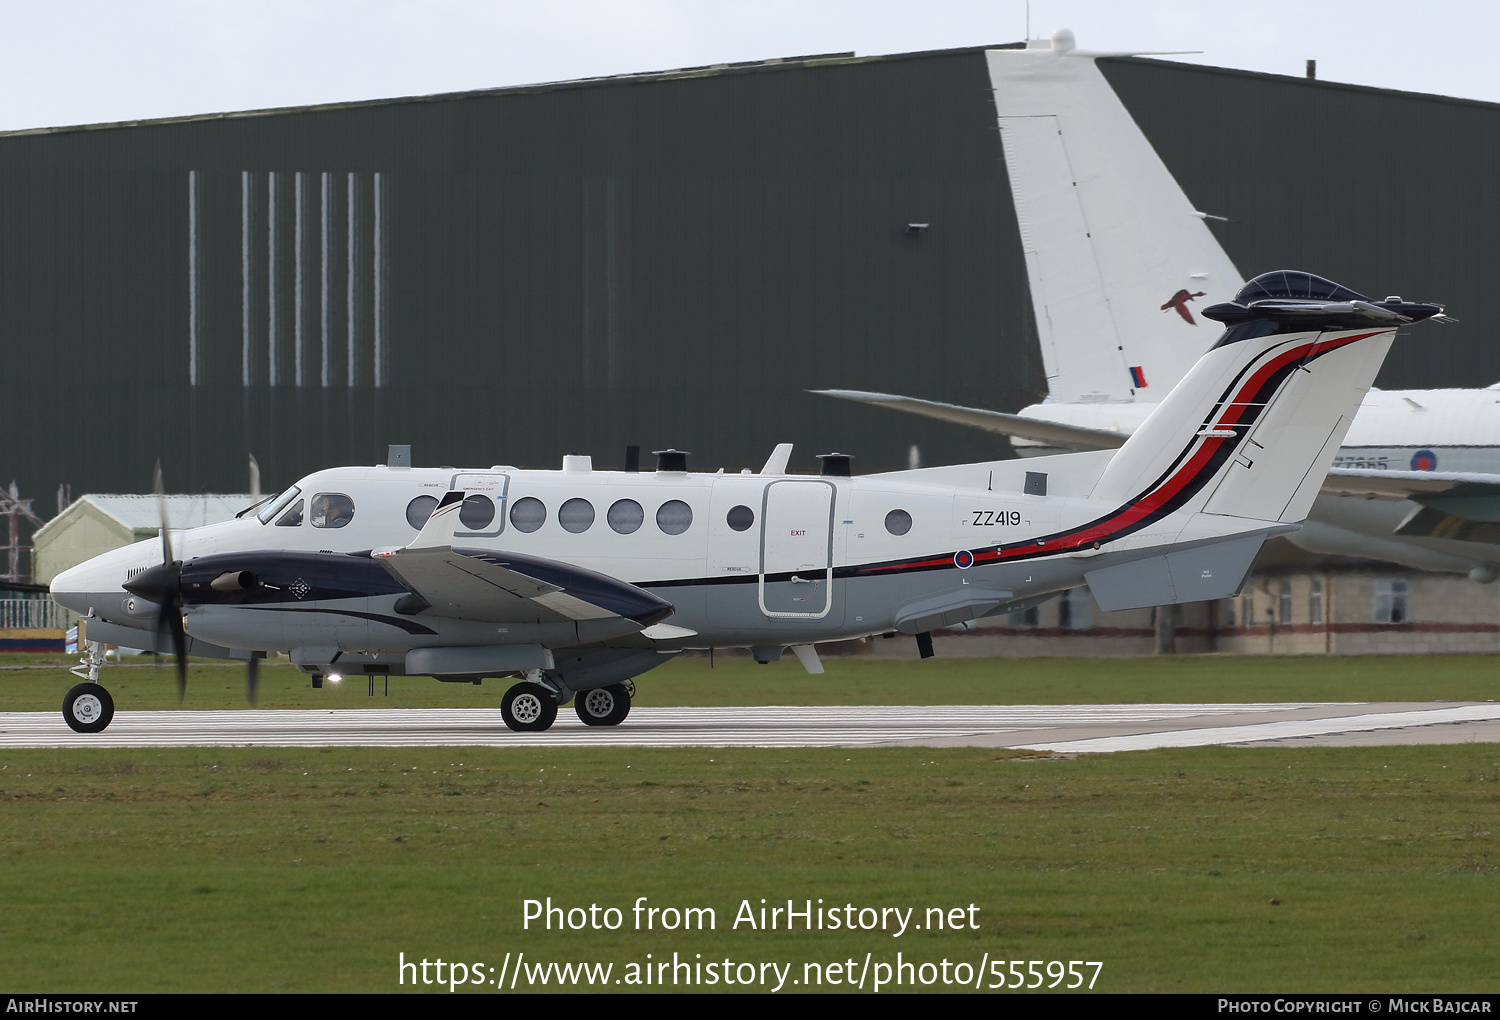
[988,42,1243,403]
[1089,273,1444,529]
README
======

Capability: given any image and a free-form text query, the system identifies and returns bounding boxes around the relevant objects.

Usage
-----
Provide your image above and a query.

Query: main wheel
[501,682,558,732]
[575,683,631,727]
[63,683,115,734]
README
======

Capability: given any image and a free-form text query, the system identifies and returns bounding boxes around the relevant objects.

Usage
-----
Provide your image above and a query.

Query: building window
[1375,579,1409,624]
[1278,579,1292,625]
[1059,588,1093,630]
[1309,578,1323,625]
[1007,605,1039,628]
[1242,588,1256,629]
[1223,598,1236,628]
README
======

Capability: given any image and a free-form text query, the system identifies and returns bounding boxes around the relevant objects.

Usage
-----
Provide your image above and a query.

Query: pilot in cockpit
[311,493,355,529]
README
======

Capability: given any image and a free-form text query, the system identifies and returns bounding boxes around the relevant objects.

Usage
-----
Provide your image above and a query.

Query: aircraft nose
[48,561,95,615]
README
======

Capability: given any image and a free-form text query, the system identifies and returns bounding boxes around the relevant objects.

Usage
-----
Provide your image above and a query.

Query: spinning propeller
[121,462,260,705]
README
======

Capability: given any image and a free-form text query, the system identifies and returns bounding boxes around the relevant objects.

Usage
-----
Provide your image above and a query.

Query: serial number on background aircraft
[969,511,1024,527]
[1332,456,1390,469]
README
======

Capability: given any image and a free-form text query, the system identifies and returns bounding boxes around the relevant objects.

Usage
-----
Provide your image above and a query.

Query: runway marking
[0,702,1494,750]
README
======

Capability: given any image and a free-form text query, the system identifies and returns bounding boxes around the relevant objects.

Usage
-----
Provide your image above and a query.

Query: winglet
[760,443,793,475]
[408,491,465,550]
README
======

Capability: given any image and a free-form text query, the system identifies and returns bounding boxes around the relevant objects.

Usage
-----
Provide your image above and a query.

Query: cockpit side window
[275,499,305,527]
[311,493,356,529]
[256,485,302,525]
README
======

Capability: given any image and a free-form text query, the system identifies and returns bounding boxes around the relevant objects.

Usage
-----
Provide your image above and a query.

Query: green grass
[0,742,1496,992]
[4,650,1499,712]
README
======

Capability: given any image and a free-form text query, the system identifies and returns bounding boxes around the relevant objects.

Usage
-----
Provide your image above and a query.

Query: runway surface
[2,701,1498,750]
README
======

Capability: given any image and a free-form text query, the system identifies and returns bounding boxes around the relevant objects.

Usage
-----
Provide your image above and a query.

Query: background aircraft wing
[810,389,1127,450]
[1323,468,1500,542]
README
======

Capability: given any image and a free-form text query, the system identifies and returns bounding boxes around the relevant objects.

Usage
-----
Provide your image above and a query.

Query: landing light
[327,673,343,683]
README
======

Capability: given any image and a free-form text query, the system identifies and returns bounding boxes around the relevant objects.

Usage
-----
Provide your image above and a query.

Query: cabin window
[405,495,438,529]
[460,494,496,530]
[310,493,355,529]
[607,499,644,534]
[884,509,912,536]
[510,497,546,534]
[275,499,304,527]
[726,505,754,532]
[656,500,693,536]
[559,498,595,534]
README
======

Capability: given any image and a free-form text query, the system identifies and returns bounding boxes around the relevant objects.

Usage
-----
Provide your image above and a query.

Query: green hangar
[2,44,1496,500]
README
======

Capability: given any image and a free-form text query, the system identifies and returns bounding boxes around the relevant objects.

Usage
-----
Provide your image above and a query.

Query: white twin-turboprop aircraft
[51,278,1441,733]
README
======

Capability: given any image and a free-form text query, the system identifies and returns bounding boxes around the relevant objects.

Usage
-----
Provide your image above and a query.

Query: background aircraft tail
[1090,273,1444,529]
[988,38,1243,404]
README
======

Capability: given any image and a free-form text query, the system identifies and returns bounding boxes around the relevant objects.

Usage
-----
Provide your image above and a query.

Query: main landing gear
[499,677,635,733]
[575,683,632,727]
[501,681,558,732]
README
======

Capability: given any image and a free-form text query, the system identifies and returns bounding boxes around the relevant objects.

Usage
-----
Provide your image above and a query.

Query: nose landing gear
[63,682,115,734]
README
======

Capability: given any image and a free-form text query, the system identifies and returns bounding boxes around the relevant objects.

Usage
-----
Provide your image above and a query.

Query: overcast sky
[0,0,1492,131]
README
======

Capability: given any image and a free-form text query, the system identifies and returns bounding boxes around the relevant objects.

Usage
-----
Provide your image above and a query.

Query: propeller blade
[247,654,259,706]
[169,611,187,700]
[152,460,186,699]
[154,460,174,566]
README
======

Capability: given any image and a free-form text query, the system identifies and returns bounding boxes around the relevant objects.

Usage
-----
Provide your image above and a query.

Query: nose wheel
[63,683,115,734]
[501,682,559,732]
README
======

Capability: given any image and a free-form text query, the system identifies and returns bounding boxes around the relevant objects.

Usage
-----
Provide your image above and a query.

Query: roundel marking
[954,549,975,570]
[1411,449,1438,471]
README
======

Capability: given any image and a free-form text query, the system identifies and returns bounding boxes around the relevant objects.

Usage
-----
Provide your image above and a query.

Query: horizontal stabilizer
[1084,534,1265,612]
[811,389,1126,450]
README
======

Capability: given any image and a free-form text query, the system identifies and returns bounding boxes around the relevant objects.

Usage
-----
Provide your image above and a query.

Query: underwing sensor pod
[51,273,1438,733]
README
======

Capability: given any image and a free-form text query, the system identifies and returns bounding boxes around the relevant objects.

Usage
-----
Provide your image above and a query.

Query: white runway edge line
[0,703,1496,750]
[1029,704,1500,753]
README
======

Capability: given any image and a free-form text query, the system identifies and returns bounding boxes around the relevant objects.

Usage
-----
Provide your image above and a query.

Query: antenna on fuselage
[759,444,793,475]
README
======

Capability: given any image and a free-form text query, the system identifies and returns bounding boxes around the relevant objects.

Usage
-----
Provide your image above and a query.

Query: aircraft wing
[372,493,674,626]
[1321,468,1500,502]
[1322,468,1500,543]
[810,389,1127,450]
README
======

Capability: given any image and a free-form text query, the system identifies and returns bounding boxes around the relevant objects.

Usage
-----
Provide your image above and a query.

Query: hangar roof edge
[0,43,1022,139]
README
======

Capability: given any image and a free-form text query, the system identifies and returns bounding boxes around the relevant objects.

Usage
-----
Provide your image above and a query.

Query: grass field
[0,654,1496,993]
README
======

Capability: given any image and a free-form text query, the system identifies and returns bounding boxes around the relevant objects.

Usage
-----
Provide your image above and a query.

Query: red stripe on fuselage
[858,331,1383,576]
